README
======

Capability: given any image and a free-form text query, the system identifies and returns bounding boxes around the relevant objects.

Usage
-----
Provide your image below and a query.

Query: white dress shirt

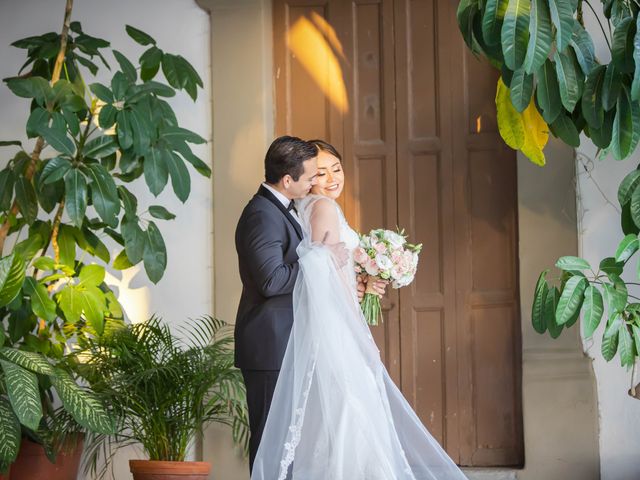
[262,183,301,224]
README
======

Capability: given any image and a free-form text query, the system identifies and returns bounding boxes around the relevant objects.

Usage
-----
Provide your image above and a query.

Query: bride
[250,140,467,480]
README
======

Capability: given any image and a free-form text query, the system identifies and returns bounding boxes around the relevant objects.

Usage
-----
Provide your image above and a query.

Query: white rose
[375,254,393,271]
[384,231,405,249]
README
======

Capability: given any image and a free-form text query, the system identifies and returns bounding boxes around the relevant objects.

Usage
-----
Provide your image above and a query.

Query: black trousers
[242,369,280,473]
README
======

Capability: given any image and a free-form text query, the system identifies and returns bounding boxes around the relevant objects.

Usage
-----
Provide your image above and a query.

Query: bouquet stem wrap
[362,277,382,325]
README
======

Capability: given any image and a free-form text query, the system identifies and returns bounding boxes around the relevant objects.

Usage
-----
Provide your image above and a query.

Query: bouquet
[353,228,422,325]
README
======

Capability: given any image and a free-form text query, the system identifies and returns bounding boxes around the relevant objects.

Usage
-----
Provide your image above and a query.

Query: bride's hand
[356,276,366,302]
[366,276,389,297]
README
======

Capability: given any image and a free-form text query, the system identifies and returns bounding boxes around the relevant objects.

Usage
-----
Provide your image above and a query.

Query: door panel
[273,0,523,466]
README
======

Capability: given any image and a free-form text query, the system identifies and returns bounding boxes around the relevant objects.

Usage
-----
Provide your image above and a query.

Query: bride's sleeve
[308,198,341,245]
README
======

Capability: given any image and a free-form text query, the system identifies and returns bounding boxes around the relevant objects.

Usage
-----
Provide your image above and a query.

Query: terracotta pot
[129,460,211,480]
[10,435,84,480]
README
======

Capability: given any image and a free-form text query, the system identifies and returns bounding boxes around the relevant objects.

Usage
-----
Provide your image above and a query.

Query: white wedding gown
[251,195,468,480]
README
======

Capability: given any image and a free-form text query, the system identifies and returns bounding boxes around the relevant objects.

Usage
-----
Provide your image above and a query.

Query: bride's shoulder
[296,194,337,212]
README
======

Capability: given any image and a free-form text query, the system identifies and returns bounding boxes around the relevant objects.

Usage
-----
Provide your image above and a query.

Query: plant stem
[0,0,74,256]
[51,200,66,264]
[583,0,612,52]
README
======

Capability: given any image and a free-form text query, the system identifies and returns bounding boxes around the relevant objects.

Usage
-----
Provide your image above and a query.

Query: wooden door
[273,0,523,467]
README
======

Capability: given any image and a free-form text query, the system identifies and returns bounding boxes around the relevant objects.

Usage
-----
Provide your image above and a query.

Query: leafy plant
[0,0,210,466]
[73,316,248,478]
[456,0,640,165]
[0,344,114,473]
[457,0,640,392]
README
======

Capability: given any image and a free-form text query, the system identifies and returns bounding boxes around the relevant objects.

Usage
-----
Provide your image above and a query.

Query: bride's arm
[308,199,348,266]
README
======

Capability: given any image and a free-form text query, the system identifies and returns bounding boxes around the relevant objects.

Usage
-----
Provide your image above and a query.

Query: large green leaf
[78,265,105,288]
[174,142,211,178]
[549,0,574,52]
[166,150,191,202]
[532,270,548,333]
[588,109,615,149]
[582,285,604,339]
[64,169,88,227]
[5,77,51,104]
[80,287,105,334]
[618,322,635,366]
[604,281,628,316]
[602,63,622,111]
[556,275,587,325]
[510,67,534,112]
[612,16,636,74]
[611,86,640,160]
[57,285,83,324]
[83,135,118,159]
[556,256,591,271]
[143,221,167,284]
[26,107,49,138]
[0,348,54,376]
[121,217,145,264]
[618,169,640,205]
[85,163,120,227]
[149,205,176,220]
[40,157,72,185]
[0,398,20,464]
[582,65,606,129]
[570,20,597,75]
[632,15,640,100]
[550,113,580,147]
[536,59,562,123]
[144,147,169,196]
[0,253,25,307]
[599,257,624,278]
[89,83,114,104]
[15,177,38,224]
[0,359,42,430]
[501,0,530,71]
[615,234,640,262]
[23,277,56,322]
[632,324,640,360]
[57,225,76,268]
[116,110,133,150]
[545,286,564,338]
[38,126,75,156]
[554,49,584,112]
[0,169,15,212]
[113,50,137,83]
[129,108,151,156]
[523,0,552,74]
[50,369,115,434]
[126,25,156,46]
[602,315,621,361]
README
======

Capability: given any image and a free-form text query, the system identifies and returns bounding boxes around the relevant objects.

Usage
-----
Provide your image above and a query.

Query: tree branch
[0,0,74,256]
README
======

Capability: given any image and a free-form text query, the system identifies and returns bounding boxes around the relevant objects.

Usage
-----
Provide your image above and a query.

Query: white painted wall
[0,1,213,478]
[579,7,640,480]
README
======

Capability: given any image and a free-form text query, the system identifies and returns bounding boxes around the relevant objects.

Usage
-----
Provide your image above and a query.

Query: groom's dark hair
[264,136,318,184]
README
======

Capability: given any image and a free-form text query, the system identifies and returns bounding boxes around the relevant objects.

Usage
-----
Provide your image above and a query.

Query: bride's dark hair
[308,139,342,162]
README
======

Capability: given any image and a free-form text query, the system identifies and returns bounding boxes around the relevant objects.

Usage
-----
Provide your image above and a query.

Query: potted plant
[74,316,248,480]
[1,0,210,473]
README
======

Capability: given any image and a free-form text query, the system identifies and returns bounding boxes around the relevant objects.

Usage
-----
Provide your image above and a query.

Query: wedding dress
[251,195,468,480]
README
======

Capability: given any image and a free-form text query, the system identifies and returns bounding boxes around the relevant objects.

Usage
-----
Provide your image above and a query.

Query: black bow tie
[287,201,297,214]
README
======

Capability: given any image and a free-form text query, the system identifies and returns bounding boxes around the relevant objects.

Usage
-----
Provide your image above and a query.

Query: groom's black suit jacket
[234,185,303,371]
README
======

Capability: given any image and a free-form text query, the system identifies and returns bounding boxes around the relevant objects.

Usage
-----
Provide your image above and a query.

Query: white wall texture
[0,1,214,478]
[578,7,640,480]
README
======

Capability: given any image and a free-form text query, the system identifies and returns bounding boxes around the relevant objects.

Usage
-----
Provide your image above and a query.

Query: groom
[234,136,320,470]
